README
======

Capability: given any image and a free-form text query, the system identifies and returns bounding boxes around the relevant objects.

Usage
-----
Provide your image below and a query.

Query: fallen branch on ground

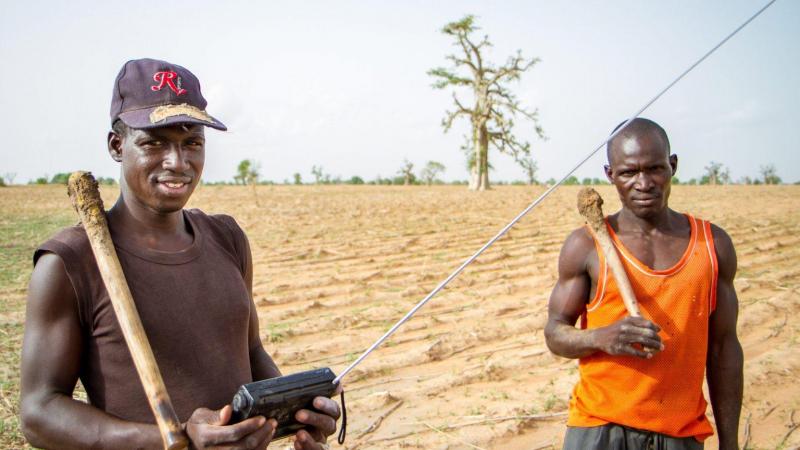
[445,411,567,429]
[357,400,404,438]
[531,443,555,450]
[779,410,799,449]
[422,421,487,450]
[743,412,751,450]
[366,411,567,444]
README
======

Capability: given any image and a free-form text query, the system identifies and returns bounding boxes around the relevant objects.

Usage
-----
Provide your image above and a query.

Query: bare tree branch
[489,52,540,85]
[445,54,477,74]
[452,93,471,114]
[442,108,471,132]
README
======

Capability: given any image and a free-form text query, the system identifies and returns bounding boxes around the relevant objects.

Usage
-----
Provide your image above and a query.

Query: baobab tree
[429,15,545,191]
[398,159,415,185]
[420,161,446,186]
[311,165,324,184]
[760,164,781,185]
[702,161,729,185]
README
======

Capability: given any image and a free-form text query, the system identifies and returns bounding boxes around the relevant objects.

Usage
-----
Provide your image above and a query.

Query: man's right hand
[594,316,664,358]
[186,405,276,450]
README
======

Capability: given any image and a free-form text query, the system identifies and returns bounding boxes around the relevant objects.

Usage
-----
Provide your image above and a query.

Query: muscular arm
[20,253,163,449]
[544,229,603,358]
[544,228,662,359]
[707,225,743,450]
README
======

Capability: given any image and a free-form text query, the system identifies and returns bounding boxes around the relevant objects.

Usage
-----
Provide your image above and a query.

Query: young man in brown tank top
[545,118,743,449]
[20,59,340,449]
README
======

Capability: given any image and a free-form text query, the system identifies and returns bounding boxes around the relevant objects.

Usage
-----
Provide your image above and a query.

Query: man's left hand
[293,396,341,450]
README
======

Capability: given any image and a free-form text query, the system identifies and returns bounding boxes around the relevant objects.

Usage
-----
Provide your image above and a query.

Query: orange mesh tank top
[567,214,718,441]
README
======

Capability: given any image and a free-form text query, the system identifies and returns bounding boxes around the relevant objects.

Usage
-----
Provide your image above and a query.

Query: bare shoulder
[709,223,734,247]
[564,225,594,248]
[27,252,78,318]
[558,226,596,277]
[709,223,737,280]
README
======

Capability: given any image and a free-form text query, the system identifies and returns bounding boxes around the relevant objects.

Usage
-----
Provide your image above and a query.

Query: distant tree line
[226,159,455,186]
[542,162,786,187]
[223,155,547,187]
[669,162,783,185]
[0,172,117,186]
[543,176,610,186]
[10,161,791,188]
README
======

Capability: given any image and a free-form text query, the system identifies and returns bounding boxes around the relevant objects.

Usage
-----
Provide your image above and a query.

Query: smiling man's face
[111,123,206,214]
[605,129,677,219]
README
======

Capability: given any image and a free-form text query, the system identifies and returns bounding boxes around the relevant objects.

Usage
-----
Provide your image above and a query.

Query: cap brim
[118,107,227,131]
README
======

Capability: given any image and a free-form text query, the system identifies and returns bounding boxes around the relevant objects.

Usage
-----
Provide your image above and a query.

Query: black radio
[229,368,343,442]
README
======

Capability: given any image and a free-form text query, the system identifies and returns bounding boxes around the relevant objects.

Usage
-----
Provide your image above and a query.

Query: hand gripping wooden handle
[68,172,189,450]
[577,188,641,317]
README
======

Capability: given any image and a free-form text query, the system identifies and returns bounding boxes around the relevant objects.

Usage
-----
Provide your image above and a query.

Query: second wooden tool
[577,187,641,318]
[67,171,188,450]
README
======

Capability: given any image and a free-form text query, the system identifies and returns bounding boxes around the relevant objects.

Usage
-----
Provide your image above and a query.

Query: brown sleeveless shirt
[34,209,255,423]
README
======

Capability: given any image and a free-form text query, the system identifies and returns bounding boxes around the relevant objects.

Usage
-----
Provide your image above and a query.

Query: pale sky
[1,0,797,184]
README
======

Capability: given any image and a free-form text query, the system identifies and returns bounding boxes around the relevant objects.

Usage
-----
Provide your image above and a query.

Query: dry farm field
[1,184,798,449]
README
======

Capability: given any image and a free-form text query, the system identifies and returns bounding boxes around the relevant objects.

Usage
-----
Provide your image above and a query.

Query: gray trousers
[563,424,703,450]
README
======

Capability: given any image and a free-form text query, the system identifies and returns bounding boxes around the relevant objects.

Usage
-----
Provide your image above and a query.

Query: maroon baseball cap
[110,58,226,131]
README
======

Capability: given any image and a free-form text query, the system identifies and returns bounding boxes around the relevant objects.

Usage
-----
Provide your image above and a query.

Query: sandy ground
[187,184,799,450]
[2,184,798,449]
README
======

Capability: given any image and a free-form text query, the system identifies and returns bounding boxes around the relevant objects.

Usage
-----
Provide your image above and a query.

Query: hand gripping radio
[230,368,345,443]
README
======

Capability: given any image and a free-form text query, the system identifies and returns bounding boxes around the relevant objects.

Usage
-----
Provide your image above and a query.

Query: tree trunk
[469,125,481,190]
[478,152,489,190]
[469,164,480,190]
[476,123,490,191]
[469,121,491,191]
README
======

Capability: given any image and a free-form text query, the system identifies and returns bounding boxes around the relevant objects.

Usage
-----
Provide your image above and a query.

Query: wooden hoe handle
[68,172,189,450]
[577,188,641,318]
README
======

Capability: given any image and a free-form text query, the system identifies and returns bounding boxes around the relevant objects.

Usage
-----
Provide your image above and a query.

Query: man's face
[605,130,677,219]
[110,124,205,214]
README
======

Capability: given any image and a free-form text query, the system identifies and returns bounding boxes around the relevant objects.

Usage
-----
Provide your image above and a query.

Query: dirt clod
[577,187,605,229]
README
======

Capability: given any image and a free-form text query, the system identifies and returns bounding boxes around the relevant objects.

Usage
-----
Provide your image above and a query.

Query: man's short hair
[606,118,670,161]
[111,119,131,138]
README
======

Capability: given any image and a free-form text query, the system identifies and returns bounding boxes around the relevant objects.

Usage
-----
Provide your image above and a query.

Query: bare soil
[1,185,798,449]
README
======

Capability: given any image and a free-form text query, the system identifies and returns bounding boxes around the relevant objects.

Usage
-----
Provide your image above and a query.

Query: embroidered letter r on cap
[151,71,187,95]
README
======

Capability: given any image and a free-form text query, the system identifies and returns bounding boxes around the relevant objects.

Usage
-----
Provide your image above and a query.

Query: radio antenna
[334,0,777,385]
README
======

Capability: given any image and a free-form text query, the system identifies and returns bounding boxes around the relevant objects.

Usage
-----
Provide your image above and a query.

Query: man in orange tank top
[545,118,743,449]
